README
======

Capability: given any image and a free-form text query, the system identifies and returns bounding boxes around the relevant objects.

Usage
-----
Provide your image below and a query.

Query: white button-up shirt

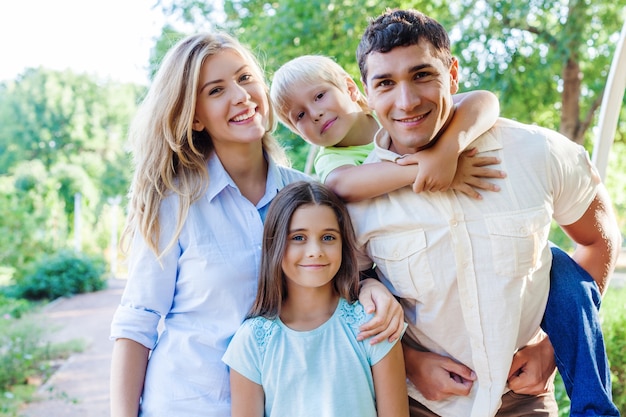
[110,153,309,417]
[347,118,599,417]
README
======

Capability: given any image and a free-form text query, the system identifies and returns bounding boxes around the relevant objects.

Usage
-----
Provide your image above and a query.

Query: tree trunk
[560,57,584,144]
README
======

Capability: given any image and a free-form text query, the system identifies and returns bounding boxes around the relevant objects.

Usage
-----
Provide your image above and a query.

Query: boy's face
[285,80,363,148]
[363,41,459,155]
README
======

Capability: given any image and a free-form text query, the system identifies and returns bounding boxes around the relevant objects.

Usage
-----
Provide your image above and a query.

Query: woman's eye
[322,234,336,242]
[240,73,252,82]
[209,87,223,96]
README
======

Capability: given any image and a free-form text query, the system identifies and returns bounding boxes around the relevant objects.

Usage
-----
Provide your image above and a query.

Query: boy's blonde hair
[270,55,370,133]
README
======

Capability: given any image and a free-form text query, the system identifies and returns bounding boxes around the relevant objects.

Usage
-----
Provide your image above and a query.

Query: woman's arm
[230,369,265,417]
[110,338,149,417]
[372,342,410,417]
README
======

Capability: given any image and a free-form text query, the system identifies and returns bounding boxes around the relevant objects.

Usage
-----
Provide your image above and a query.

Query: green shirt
[314,142,375,182]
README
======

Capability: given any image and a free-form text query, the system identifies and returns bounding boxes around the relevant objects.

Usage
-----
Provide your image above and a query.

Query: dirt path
[18,278,125,417]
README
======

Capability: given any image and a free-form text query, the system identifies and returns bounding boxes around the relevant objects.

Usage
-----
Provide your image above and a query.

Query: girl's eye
[291,234,305,242]
[239,73,253,83]
[315,92,324,101]
[322,234,336,242]
[296,111,305,121]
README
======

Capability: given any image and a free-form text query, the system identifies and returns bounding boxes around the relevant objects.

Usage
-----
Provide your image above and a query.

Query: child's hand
[450,148,505,199]
[396,147,457,193]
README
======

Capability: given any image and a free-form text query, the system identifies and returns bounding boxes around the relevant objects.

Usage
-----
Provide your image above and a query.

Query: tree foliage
[447,0,626,146]
[0,68,143,278]
[158,0,626,166]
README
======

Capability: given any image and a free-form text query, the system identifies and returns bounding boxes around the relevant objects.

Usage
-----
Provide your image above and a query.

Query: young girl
[109,33,404,417]
[223,180,409,417]
[270,54,504,202]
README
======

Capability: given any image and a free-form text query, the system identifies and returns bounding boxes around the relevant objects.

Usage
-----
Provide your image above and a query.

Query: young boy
[270,54,504,202]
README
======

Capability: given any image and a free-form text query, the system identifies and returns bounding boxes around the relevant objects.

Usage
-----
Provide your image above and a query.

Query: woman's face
[193,49,269,149]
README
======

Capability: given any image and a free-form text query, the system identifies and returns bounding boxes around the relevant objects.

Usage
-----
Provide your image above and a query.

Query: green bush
[14,250,107,300]
[0,317,43,390]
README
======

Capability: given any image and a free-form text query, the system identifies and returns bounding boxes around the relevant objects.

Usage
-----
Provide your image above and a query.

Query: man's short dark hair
[357,8,453,83]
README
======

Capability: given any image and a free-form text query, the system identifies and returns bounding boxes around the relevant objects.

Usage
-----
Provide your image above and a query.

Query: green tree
[0,161,64,275]
[446,0,626,147]
[0,68,143,279]
[0,68,139,199]
[159,0,625,163]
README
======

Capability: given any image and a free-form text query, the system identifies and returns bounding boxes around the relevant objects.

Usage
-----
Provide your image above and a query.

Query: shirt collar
[205,151,283,209]
[371,125,503,163]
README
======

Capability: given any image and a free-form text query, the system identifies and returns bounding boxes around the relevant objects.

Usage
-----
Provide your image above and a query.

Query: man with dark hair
[348,8,621,417]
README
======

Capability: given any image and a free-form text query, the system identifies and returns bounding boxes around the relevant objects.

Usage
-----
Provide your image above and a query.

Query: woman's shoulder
[275,165,311,183]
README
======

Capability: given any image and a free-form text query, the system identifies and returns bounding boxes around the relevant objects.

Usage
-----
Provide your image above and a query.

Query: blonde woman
[109,32,404,417]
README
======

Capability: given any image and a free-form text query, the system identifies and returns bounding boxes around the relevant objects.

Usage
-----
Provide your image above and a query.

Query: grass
[0,303,84,417]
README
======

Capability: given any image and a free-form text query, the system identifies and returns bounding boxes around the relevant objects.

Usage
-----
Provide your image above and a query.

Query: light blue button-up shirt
[110,152,310,417]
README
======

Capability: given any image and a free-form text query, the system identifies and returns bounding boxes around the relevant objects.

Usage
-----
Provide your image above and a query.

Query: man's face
[363,41,459,155]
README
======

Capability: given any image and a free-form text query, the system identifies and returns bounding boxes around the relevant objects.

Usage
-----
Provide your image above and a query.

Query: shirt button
[451,220,458,227]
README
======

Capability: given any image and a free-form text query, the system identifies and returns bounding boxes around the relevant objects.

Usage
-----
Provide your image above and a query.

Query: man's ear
[449,57,460,94]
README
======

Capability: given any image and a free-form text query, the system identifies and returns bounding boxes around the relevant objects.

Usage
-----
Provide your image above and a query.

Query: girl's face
[193,49,269,150]
[281,203,342,291]
[285,79,363,148]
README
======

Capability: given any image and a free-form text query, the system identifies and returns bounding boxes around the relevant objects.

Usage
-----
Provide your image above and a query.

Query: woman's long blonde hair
[122,32,287,259]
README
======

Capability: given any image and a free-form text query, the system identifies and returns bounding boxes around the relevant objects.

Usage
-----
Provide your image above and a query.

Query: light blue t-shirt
[223,298,402,417]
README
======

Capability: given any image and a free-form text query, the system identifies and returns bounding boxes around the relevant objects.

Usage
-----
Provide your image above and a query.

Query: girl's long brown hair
[248,181,360,319]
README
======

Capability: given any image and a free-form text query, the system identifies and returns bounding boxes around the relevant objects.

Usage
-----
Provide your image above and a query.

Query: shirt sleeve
[546,130,601,225]
[350,301,406,366]
[222,319,264,385]
[109,196,180,349]
[314,147,358,183]
[366,322,407,366]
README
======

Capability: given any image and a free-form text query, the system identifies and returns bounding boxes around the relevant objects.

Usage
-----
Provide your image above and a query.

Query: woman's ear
[192,119,205,132]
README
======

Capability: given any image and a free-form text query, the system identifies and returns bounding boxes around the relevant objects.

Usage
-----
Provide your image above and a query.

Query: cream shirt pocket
[368,229,434,300]
[484,207,551,278]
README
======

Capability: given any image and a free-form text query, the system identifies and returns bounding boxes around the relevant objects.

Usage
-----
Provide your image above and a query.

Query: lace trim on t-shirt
[337,299,367,330]
[249,316,277,353]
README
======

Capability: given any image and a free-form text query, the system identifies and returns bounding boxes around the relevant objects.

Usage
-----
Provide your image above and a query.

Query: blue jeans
[541,246,620,417]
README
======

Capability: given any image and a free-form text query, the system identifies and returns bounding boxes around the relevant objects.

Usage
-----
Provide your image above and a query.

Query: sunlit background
[0,0,164,84]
